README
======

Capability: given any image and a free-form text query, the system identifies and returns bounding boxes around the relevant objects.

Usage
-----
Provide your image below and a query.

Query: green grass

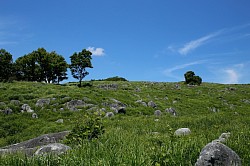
[0,81,250,165]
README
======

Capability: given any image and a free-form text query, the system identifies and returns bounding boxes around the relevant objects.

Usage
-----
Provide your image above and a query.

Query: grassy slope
[0,81,250,165]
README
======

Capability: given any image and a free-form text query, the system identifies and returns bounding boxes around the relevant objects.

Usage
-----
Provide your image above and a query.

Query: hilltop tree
[15,53,39,81]
[15,48,68,83]
[50,52,68,84]
[184,71,202,85]
[70,49,93,87]
[0,49,13,82]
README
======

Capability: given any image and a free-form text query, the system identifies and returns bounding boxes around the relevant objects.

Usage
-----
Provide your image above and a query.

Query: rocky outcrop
[21,104,34,113]
[66,100,85,111]
[36,99,50,107]
[0,131,70,156]
[34,143,71,156]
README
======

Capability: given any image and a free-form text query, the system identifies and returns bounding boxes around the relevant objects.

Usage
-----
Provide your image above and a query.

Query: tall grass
[0,81,250,165]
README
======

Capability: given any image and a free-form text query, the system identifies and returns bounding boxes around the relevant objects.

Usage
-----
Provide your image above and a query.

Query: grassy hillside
[0,81,250,165]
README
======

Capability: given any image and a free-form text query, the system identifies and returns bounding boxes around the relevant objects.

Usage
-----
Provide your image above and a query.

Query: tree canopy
[184,71,202,85]
[14,48,68,83]
[69,49,93,87]
[0,49,13,82]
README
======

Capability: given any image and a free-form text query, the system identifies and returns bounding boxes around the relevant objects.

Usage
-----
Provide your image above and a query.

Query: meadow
[0,81,250,165]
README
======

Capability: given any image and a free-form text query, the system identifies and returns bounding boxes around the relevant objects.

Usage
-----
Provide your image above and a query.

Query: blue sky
[1,0,250,84]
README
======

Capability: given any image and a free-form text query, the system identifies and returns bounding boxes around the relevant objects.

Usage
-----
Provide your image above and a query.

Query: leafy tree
[0,49,13,82]
[15,53,39,81]
[70,49,93,87]
[50,52,68,84]
[184,71,202,85]
[15,48,68,83]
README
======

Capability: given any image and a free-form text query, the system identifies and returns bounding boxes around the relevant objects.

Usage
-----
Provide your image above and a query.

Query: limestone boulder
[34,143,71,156]
[195,142,241,166]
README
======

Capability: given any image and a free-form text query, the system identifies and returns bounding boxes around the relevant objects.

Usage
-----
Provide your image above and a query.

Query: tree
[69,49,93,87]
[50,52,68,84]
[184,71,202,85]
[15,53,39,81]
[0,49,13,81]
[15,48,68,83]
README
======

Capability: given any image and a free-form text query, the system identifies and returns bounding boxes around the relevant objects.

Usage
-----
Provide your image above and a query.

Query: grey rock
[1,131,70,150]
[195,142,241,166]
[36,99,50,107]
[165,107,177,116]
[148,101,157,108]
[210,107,220,113]
[32,113,38,119]
[34,143,71,156]
[3,108,13,115]
[21,104,29,111]
[135,100,147,107]
[66,100,85,111]
[117,107,126,114]
[0,102,6,106]
[154,110,161,116]
[55,119,63,123]
[102,98,126,109]
[99,84,118,90]
[213,132,230,143]
[174,128,191,136]
[105,112,114,118]
[21,104,34,113]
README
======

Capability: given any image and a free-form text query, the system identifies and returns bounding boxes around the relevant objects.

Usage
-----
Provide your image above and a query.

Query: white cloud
[87,47,105,56]
[178,32,220,55]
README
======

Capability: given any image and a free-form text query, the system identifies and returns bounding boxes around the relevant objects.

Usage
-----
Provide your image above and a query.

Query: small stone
[148,101,157,108]
[105,112,114,118]
[174,128,191,136]
[32,113,38,119]
[154,110,161,116]
[55,119,63,123]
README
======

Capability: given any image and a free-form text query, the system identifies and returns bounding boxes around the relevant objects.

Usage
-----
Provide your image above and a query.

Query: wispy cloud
[174,23,250,56]
[178,31,221,55]
[163,60,206,81]
[87,47,105,56]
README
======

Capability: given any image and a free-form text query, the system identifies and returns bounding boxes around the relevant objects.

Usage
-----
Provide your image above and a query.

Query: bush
[65,115,105,145]
[184,71,202,85]
[104,76,128,81]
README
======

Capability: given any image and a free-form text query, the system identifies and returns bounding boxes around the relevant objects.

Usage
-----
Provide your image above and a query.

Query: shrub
[104,76,128,81]
[65,115,105,145]
[184,71,202,85]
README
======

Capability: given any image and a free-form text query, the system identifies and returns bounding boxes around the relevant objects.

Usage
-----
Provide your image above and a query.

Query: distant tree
[69,49,93,87]
[184,71,202,85]
[104,76,128,81]
[0,49,13,82]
